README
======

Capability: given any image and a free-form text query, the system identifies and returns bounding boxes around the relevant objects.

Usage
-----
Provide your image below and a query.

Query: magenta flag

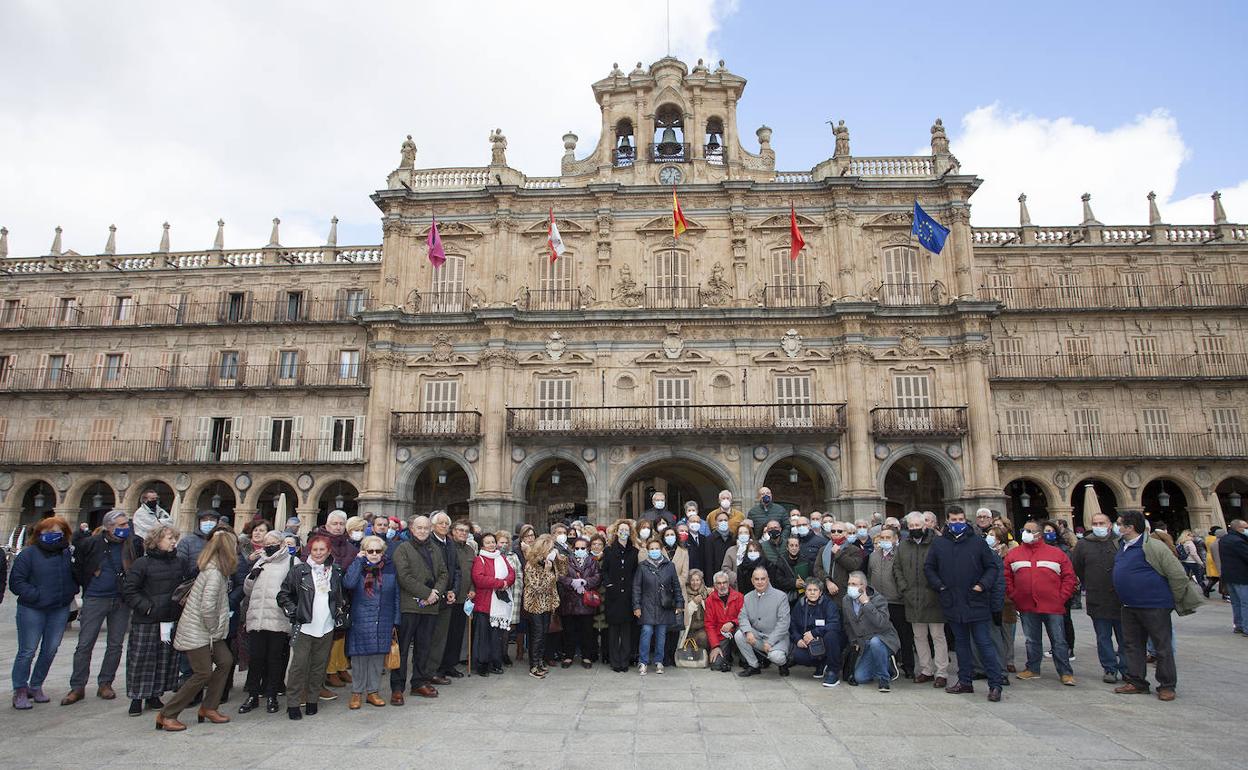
[427,216,446,268]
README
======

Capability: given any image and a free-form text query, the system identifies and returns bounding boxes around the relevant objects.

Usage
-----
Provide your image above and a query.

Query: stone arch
[875,444,964,501]
[608,448,735,502]
[247,473,301,506]
[63,476,112,514]
[309,475,363,509]
[185,477,235,513]
[15,476,58,508]
[1067,473,1132,507]
[510,447,596,504]
[999,471,1060,508]
[752,446,841,501]
[121,477,177,512]
[1138,471,1201,506]
[395,448,478,503]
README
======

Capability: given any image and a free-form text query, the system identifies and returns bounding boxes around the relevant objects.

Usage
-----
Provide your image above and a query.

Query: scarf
[131,504,171,539]
[309,560,331,594]
[363,557,386,597]
[480,550,512,630]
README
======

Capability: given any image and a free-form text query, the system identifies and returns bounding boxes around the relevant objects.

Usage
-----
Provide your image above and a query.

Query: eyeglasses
[364,549,384,554]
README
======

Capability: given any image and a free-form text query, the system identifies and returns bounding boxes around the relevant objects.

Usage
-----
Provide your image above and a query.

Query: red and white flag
[789,203,806,261]
[547,208,565,263]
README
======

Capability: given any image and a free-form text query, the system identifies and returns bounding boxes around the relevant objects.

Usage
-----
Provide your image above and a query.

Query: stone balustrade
[1,245,381,274]
[848,156,935,177]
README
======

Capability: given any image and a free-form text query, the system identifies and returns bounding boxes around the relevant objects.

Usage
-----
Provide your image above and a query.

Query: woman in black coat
[121,524,192,717]
[600,522,638,673]
[733,540,797,596]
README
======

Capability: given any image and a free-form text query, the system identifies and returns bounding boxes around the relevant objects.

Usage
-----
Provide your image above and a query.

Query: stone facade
[1,58,1244,539]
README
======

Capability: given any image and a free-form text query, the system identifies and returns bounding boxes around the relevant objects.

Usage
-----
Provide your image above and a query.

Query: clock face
[658,166,683,185]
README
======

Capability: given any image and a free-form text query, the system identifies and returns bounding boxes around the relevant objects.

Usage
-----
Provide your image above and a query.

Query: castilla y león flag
[427,215,446,268]
[672,187,689,238]
[547,208,565,263]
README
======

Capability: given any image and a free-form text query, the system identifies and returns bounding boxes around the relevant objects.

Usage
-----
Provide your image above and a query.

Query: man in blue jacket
[788,581,840,681]
[924,507,1005,702]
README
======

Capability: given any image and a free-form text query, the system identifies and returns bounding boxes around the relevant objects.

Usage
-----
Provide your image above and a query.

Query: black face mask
[908,528,925,541]
[263,543,281,556]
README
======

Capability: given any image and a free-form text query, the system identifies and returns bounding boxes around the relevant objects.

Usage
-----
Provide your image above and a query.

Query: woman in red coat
[471,533,517,676]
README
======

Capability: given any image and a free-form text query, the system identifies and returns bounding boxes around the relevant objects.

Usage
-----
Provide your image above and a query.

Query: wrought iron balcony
[391,411,482,443]
[876,282,947,307]
[996,432,1248,460]
[613,146,636,168]
[990,354,1248,380]
[977,283,1248,311]
[408,290,473,314]
[761,284,827,308]
[644,285,702,309]
[0,363,367,393]
[649,142,690,163]
[0,297,370,330]
[870,407,968,438]
[704,144,726,166]
[506,403,846,439]
[0,438,364,465]
[515,289,585,311]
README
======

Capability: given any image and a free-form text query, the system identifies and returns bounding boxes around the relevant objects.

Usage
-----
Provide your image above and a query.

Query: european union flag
[912,201,950,254]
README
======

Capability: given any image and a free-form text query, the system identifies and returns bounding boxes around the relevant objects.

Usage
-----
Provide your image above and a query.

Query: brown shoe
[914,674,933,684]
[1005,664,1017,673]
[324,673,346,688]
[348,693,362,710]
[412,685,438,698]
[339,670,353,684]
[429,675,451,686]
[366,693,386,707]
[1157,688,1176,701]
[155,714,186,732]
[96,684,117,700]
[317,688,338,701]
[196,708,230,724]
[1016,670,1041,681]
[1060,674,1077,687]
[1114,682,1149,695]
[60,688,85,706]
[933,677,947,689]
[390,691,405,706]
[945,682,975,694]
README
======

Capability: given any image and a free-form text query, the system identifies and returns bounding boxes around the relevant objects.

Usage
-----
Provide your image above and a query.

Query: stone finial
[50,226,63,256]
[1080,193,1101,225]
[610,62,623,76]
[1018,193,1032,226]
[104,224,116,256]
[158,222,170,253]
[756,125,773,151]
[0,227,8,259]
[489,128,508,166]
[930,118,950,155]
[267,218,281,247]
[832,119,850,158]
[213,219,225,250]
[716,59,726,71]
[326,216,338,247]
[399,134,416,170]
[1147,191,1162,225]
[1213,191,1228,224]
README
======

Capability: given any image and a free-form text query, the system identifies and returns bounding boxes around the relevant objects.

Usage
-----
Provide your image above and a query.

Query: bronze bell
[658,126,680,156]
[706,132,721,151]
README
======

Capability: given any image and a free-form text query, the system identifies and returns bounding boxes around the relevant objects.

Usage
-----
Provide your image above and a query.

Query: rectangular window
[430,254,466,312]
[88,418,115,462]
[344,289,367,316]
[58,297,79,325]
[423,379,460,434]
[1212,408,1244,456]
[1187,271,1215,304]
[655,376,692,428]
[1072,408,1103,455]
[226,292,246,322]
[987,272,1015,301]
[1055,272,1081,304]
[1199,336,1228,369]
[278,350,299,380]
[331,417,356,452]
[538,378,573,430]
[1063,337,1092,367]
[1,299,18,324]
[1000,407,1033,456]
[0,354,12,385]
[996,337,1024,369]
[285,291,304,321]
[171,293,188,324]
[893,373,931,431]
[770,249,808,289]
[1121,272,1147,289]
[218,351,239,381]
[775,374,813,427]
[1142,408,1171,452]
[270,417,294,452]
[159,418,175,460]
[882,246,921,305]
[1131,337,1159,370]
[113,296,134,323]
[46,354,66,385]
[338,349,360,380]
[103,353,124,382]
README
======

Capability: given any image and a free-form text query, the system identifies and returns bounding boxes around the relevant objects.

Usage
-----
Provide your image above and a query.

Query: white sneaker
[638,664,647,676]
[655,663,664,675]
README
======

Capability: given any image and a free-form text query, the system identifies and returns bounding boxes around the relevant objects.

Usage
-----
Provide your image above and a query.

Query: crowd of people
[5,485,1247,730]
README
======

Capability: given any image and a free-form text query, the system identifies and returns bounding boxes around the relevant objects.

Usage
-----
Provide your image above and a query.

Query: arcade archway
[19,480,56,527]
[1072,478,1118,528]
[410,459,472,519]
[254,480,299,527]
[1004,478,1049,525]
[1215,476,1247,527]
[760,455,828,515]
[618,457,730,522]
[882,454,949,522]
[522,459,590,529]
[77,480,117,529]
[317,480,359,526]
[1143,477,1190,533]
[195,480,236,522]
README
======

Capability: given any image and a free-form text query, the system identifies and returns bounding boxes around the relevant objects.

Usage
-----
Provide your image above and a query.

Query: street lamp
[34,492,46,510]
[92,492,104,509]
[551,468,561,485]
[334,494,345,510]
[1230,491,1243,508]
[1020,491,1031,509]
[788,467,799,484]
[1157,483,1171,509]
[436,468,448,485]
[908,467,919,483]
[211,493,222,509]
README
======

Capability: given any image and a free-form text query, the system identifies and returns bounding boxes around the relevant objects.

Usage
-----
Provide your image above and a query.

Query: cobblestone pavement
[0,595,1242,769]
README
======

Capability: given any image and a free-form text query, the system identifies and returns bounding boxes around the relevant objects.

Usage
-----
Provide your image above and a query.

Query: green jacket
[447,540,475,603]
[1141,534,1203,616]
[393,538,449,615]
[746,502,789,531]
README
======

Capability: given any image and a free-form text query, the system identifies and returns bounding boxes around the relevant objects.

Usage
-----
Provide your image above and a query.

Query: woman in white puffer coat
[240,530,296,715]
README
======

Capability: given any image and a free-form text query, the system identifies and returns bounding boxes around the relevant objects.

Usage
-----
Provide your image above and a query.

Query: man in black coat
[1221,519,1248,634]
[1072,511,1126,683]
[63,510,132,705]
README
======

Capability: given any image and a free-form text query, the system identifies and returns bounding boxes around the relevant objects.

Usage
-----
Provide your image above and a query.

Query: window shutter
[320,415,333,461]
[193,416,210,461]
[91,353,106,388]
[256,416,272,462]
[292,416,304,460]
[354,414,365,459]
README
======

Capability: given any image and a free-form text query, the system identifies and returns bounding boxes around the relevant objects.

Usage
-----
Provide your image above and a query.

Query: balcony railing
[704,144,726,166]
[613,146,636,168]
[877,282,947,306]
[516,289,585,311]
[0,297,371,330]
[0,363,367,393]
[649,142,690,163]
[870,407,968,438]
[644,285,702,309]
[990,354,1248,380]
[762,284,826,308]
[0,438,364,465]
[977,283,1248,311]
[506,403,847,439]
[391,411,482,442]
[996,432,1248,460]
[409,290,473,314]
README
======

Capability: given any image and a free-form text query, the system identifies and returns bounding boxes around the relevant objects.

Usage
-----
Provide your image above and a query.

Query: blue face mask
[287,545,298,555]
[1044,532,1058,544]
[716,521,729,533]
[761,495,772,505]
[1113,523,1121,536]
[857,528,869,539]
[574,549,588,559]
[947,522,968,536]
[200,521,216,535]
[984,535,997,548]
[1091,526,1109,538]
[39,531,64,545]
[879,540,895,552]
[112,527,130,539]
[385,529,396,539]
[647,549,662,560]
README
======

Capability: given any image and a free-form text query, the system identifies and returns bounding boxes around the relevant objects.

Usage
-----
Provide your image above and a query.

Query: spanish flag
[672,186,689,238]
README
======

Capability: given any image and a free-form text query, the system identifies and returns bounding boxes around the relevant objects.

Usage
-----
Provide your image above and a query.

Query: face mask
[908,528,924,541]
[200,521,216,535]
[574,548,588,559]
[556,533,568,545]
[879,540,895,552]
[39,531,64,545]
[1113,523,1121,536]
[350,531,363,542]
[747,551,760,561]
[984,535,997,548]
[823,521,833,532]
[856,528,868,540]
[717,521,729,533]
[844,532,858,542]
[545,550,557,563]
[287,545,298,555]
[678,531,689,543]
[653,500,665,510]
[638,528,651,540]
[737,534,749,545]
[720,500,731,511]
[1043,532,1057,544]
[1088,526,1108,538]
[796,526,810,537]
[648,549,662,560]
[847,585,861,600]
[144,500,157,510]
[663,535,676,547]
[761,495,772,505]
[618,532,630,543]
[948,522,968,536]
[591,549,604,558]
[1021,531,1036,544]
[385,529,396,540]
[112,527,130,539]
[264,543,281,556]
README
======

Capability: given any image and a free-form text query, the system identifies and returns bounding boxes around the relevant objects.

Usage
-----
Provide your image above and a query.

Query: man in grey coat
[735,566,791,677]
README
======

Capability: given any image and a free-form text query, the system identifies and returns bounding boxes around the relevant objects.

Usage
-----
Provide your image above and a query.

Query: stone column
[296,506,319,540]
[841,345,875,500]
[474,346,516,531]
[830,207,855,298]
[959,343,999,499]
[1046,504,1074,528]
[947,207,974,299]
[362,354,403,503]
[0,507,20,541]
[1187,505,1213,534]
[232,507,257,533]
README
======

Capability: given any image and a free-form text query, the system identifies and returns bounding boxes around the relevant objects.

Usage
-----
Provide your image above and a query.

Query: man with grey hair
[975,508,995,536]
[426,511,459,684]
[893,511,949,687]
[704,570,745,671]
[735,566,791,677]
[391,514,448,704]
[62,510,133,705]
[645,490,676,527]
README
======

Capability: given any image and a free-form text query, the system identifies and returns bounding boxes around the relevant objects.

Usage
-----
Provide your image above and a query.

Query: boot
[59,688,86,706]
[155,714,186,732]
[237,694,261,714]
[287,706,303,720]
[12,688,32,710]
[128,699,144,717]
[30,688,49,704]
[145,697,164,710]
[266,696,280,714]
[304,702,318,716]
[196,707,230,724]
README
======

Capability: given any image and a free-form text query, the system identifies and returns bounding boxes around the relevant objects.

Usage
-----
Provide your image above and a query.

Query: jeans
[69,595,131,689]
[12,604,71,691]
[1122,606,1176,691]
[853,636,892,686]
[1020,612,1072,676]
[638,624,667,665]
[948,620,1004,687]
[792,633,839,673]
[1091,617,1126,675]
[1229,582,1248,631]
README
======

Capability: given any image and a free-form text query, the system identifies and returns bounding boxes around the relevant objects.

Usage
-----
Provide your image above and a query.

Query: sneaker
[1060,674,1077,686]
[1069,654,1076,661]
[878,680,890,693]
[638,664,647,676]
[317,688,337,701]
[1102,672,1119,684]
[654,664,664,675]
[1044,650,1053,658]
[821,678,839,688]
[1015,670,1041,681]
[813,666,826,679]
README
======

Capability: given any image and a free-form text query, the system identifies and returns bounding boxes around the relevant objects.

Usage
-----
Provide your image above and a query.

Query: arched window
[653,104,686,162]
[430,254,466,312]
[704,117,724,165]
[615,119,635,167]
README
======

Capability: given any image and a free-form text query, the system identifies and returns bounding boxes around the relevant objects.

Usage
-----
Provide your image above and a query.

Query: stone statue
[930,118,949,155]
[400,135,417,169]
[612,265,643,307]
[703,262,733,306]
[489,128,508,166]
[833,120,850,157]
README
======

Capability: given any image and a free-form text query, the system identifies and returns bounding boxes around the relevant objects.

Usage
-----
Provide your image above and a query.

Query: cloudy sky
[1,0,1244,257]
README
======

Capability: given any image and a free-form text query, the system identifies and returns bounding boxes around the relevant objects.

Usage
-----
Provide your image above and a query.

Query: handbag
[582,589,602,609]
[384,630,401,670]
[674,638,708,669]
[658,580,675,610]
[171,576,196,607]
[808,637,826,658]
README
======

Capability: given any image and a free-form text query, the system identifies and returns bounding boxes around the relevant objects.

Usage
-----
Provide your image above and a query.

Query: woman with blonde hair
[678,568,710,651]
[157,529,239,731]
[523,534,566,678]
[121,524,191,717]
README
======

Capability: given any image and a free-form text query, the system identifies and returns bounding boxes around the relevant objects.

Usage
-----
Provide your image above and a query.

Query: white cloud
[948,105,1243,228]
[0,0,736,257]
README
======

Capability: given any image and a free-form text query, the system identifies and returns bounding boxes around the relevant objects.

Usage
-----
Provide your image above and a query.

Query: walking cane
[466,610,473,675]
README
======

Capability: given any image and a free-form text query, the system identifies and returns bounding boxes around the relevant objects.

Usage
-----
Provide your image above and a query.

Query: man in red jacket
[1005,520,1078,685]
[704,570,745,672]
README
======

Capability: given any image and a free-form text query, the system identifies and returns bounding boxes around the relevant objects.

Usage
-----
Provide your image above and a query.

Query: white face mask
[638,528,651,540]
[556,533,567,545]
[822,521,833,532]
[664,534,676,546]
[653,500,665,510]
[847,585,862,600]
[349,531,363,542]
[719,500,731,510]
[1021,531,1036,544]
[545,549,557,563]
[985,534,997,548]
